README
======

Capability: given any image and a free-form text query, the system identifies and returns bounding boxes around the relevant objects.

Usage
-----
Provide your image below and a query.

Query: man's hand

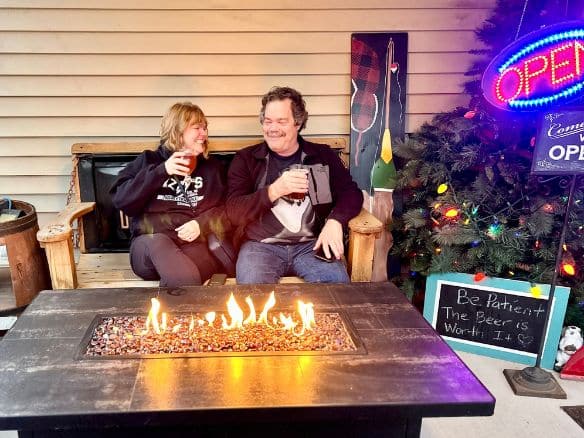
[268,169,309,202]
[313,219,343,260]
[175,220,201,242]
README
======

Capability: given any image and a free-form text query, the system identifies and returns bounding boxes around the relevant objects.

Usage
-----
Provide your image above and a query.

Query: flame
[279,312,297,330]
[295,300,315,335]
[243,296,256,324]
[143,291,316,336]
[257,291,276,325]
[145,297,161,334]
[161,313,168,332]
[222,293,244,329]
[298,300,315,330]
[205,312,216,325]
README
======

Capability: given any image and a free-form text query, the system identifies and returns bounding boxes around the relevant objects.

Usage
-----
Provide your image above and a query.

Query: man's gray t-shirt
[245,149,316,244]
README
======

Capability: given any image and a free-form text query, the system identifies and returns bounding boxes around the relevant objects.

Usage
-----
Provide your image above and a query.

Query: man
[226,86,363,284]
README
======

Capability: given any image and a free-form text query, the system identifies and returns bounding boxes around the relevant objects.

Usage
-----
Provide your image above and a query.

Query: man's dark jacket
[226,136,363,248]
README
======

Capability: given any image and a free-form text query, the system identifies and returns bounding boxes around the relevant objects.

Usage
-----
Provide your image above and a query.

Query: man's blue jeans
[236,240,350,284]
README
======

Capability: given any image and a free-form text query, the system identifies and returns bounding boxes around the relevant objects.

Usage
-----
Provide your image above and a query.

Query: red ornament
[474,272,486,282]
[464,110,476,119]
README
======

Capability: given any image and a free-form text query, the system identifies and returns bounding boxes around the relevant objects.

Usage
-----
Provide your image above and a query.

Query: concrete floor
[422,351,584,438]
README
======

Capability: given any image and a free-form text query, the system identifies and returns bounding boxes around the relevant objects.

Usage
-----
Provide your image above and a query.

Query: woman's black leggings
[130,233,220,287]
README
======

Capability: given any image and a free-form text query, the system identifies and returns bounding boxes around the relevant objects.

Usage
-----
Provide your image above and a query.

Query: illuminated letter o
[495,67,524,102]
[549,145,565,160]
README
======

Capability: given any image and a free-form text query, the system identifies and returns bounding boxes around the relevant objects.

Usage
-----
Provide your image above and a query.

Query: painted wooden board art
[350,33,407,193]
[350,33,407,280]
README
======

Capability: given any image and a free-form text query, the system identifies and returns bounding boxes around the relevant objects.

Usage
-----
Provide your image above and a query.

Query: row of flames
[144,291,316,336]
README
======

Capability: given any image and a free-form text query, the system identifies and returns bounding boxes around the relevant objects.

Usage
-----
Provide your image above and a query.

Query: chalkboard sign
[423,273,570,369]
[532,109,584,174]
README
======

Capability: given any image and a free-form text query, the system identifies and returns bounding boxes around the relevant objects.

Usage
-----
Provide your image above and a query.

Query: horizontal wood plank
[0,136,348,157]
[0,95,349,117]
[72,137,346,154]
[0,74,469,96]
[0,157,73,176]
[0,94,469,117]
[0,176,69,193]
[0,193,66,212]
[0,115,348,137]
[0,53,476,75]
[406,113,438,131]
[0,10,490,32]
[0,75,350,96]
[0,0,497,10]
[0,106,464,138]
[0,31,480,54]
[0,137,157,156]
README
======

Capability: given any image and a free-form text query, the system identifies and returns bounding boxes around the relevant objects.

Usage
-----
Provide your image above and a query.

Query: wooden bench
[37,137,383,290]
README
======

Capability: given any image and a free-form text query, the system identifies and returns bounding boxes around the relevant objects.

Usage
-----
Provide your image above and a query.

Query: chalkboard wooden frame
[423,272,570,369]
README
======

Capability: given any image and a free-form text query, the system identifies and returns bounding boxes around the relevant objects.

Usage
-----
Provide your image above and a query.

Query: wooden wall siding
[0,0,495,224]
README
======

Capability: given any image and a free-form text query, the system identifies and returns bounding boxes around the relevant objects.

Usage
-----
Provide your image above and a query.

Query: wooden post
[348,208,383,282]
[363,189,394,282]
[41,238,77,290]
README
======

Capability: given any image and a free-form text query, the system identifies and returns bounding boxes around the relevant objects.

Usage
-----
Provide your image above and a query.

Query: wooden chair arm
[36,202,95,290]
[37,202,95,243]
[348,208,384,235]
[347,208,384,282]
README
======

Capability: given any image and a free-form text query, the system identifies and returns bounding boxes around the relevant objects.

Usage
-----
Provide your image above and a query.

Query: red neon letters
[482,22,584,111]
[495,41,584,103]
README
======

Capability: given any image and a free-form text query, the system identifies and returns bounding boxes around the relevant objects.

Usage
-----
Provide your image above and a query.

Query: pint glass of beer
[286,164,309,201]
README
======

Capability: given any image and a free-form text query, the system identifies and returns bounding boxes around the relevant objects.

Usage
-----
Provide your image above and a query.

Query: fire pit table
[0,282,494,437]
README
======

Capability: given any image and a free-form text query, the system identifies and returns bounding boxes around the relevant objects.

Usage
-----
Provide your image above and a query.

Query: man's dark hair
[260,86,308,132]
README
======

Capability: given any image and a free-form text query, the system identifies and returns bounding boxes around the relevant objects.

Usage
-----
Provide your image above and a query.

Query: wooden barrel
[0,200,51,307]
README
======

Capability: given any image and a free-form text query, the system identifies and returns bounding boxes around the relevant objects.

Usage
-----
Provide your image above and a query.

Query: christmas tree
[390,0,584,329]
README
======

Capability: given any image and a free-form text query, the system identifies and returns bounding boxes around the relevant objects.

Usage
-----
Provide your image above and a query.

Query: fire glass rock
[85,313,356,357]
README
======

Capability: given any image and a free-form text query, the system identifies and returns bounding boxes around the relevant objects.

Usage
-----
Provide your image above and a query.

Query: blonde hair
[160,102,209,158]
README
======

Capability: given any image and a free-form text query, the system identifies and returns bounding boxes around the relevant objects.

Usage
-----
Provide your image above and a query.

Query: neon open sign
[482,22,584,111]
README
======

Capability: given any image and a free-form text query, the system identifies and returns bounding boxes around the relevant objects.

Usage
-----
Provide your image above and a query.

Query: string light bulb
[530,285,542,297]
[445,208,459,218]
[562,262,576,276]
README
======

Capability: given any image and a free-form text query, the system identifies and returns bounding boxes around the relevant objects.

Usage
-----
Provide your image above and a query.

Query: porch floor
[421,351,584,438]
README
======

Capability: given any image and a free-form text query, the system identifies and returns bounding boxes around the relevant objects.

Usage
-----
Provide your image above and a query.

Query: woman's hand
[164,151,192,177]
[175,220,201,242]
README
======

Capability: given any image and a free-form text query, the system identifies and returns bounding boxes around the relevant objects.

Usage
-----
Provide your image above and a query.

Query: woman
[111,102,229,287]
